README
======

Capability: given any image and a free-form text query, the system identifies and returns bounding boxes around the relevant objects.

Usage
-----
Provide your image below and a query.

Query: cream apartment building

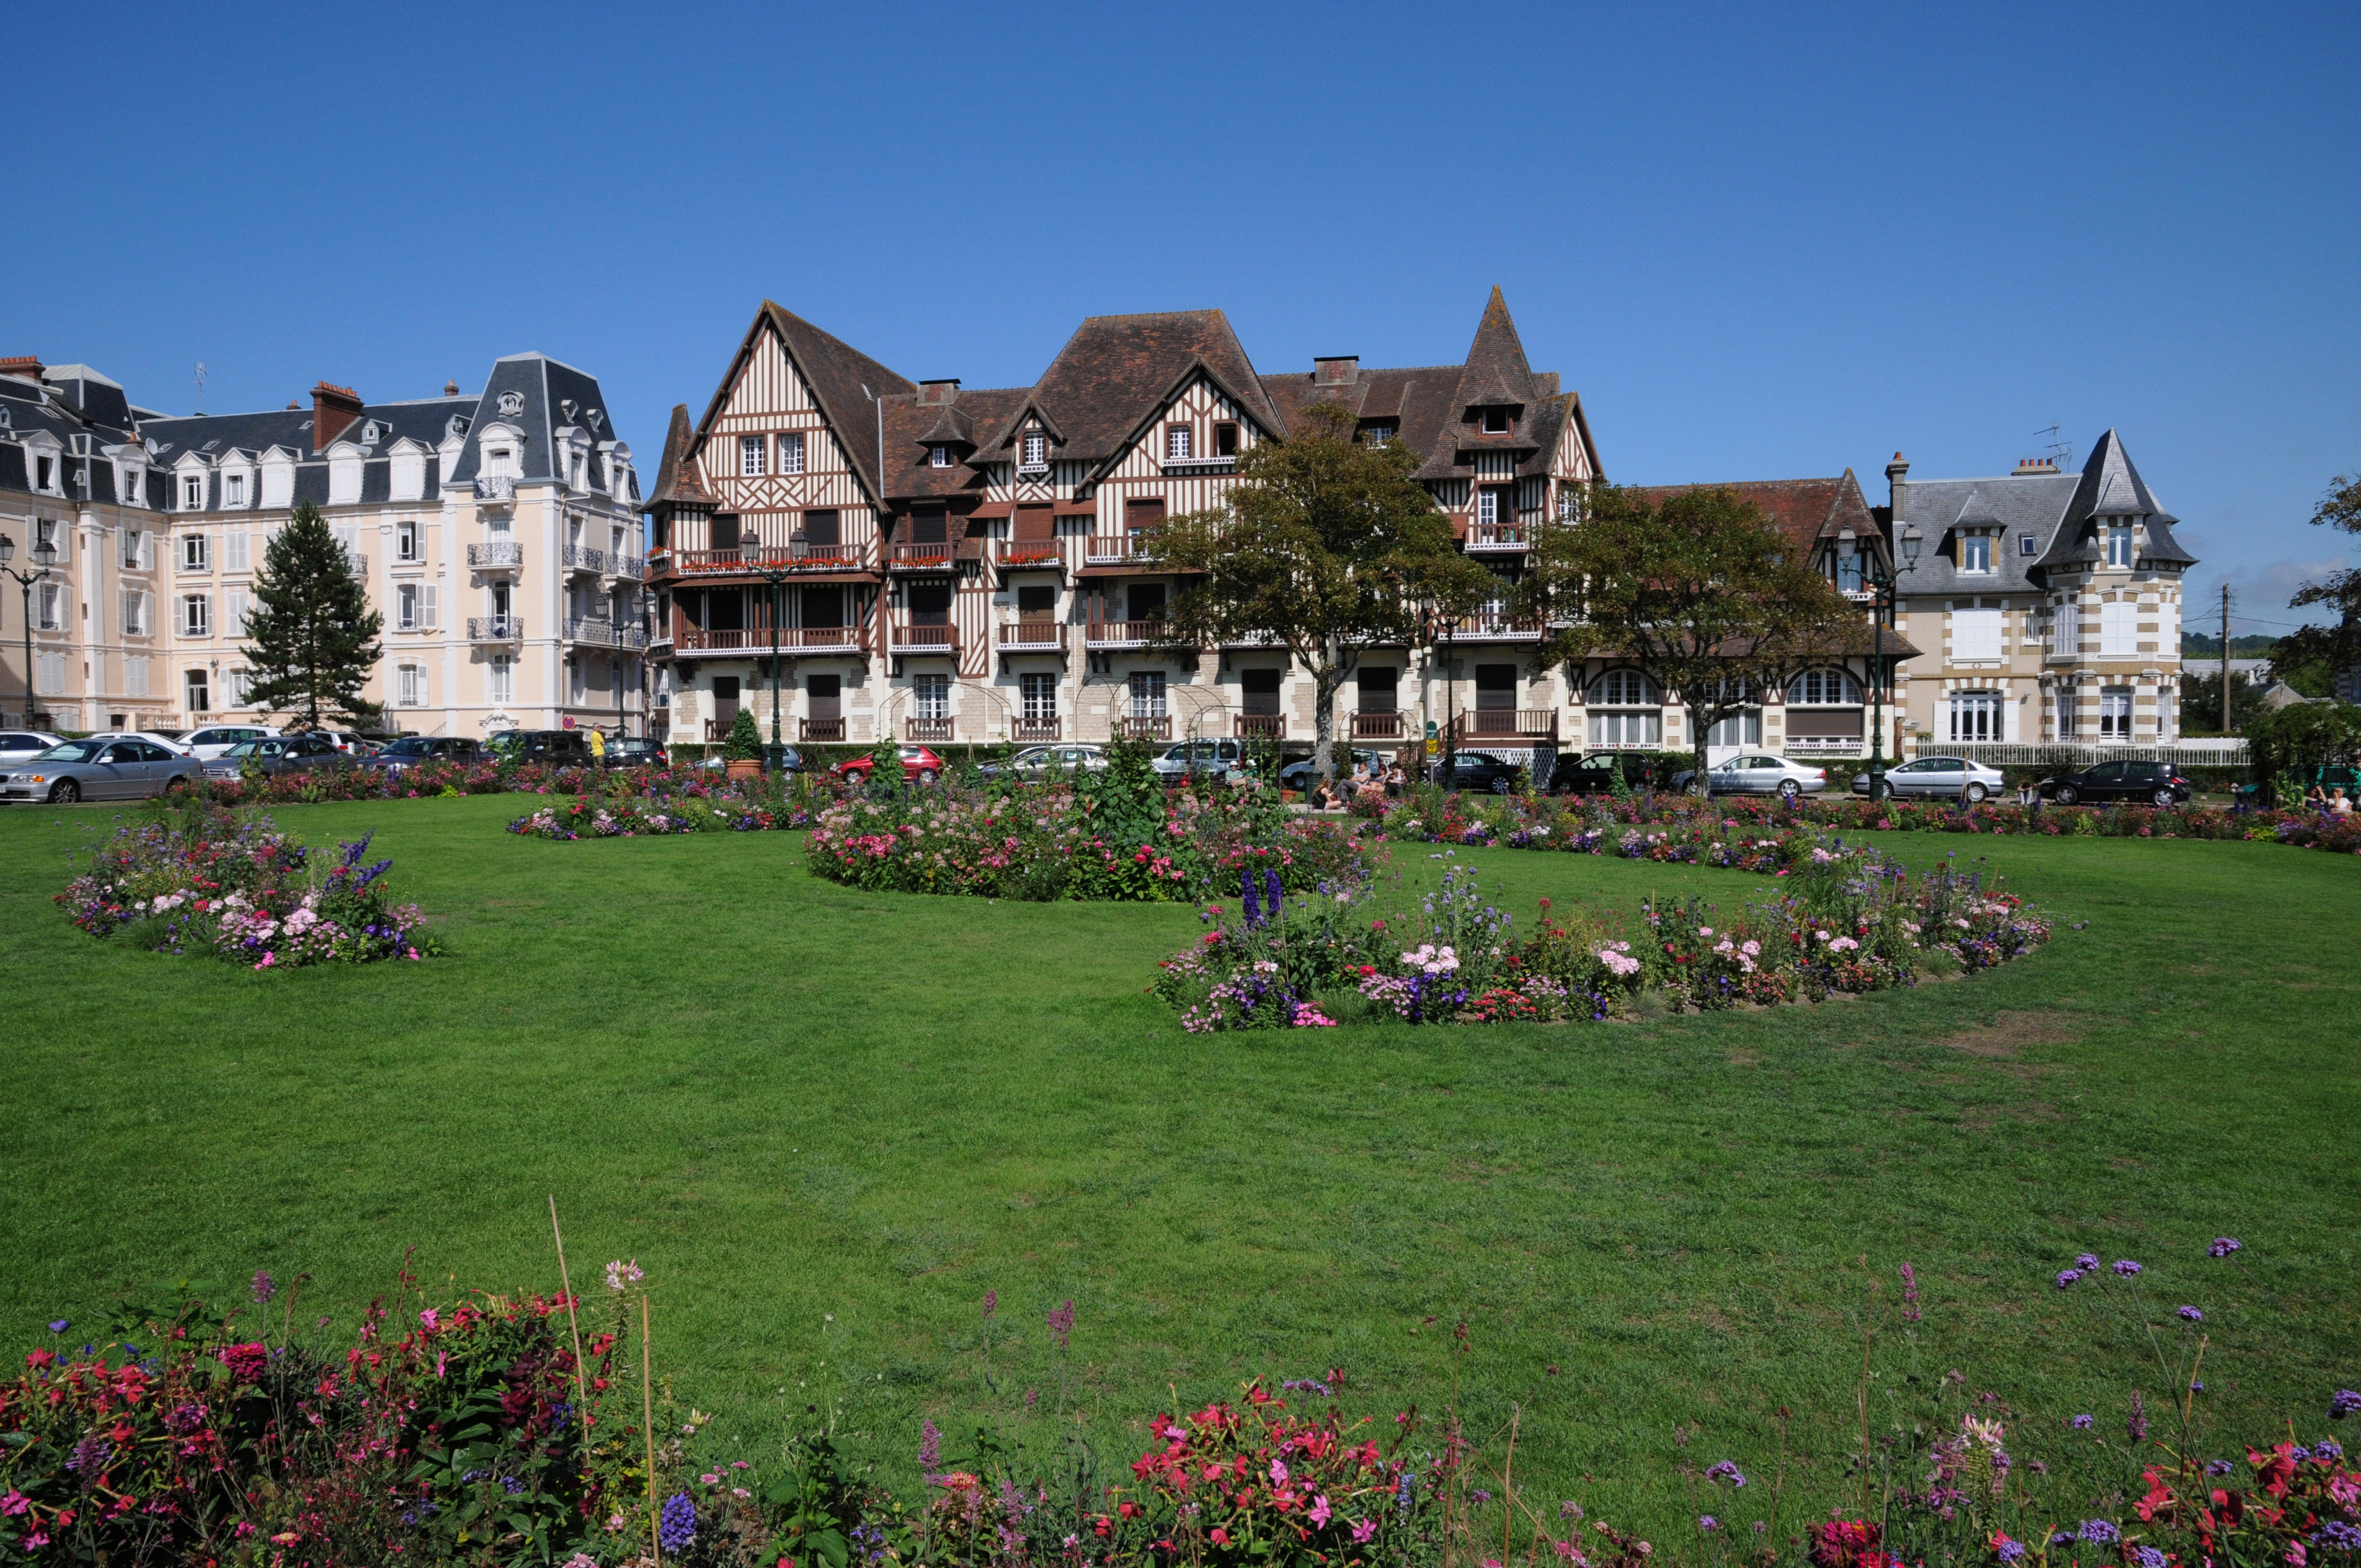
[0,353,645,737]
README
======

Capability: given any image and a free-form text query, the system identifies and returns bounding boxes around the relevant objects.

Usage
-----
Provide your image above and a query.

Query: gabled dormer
[983,396,1067,476]
[1454,286,1535,443]
[18,427,64,497]
[106,443,148,509]
[324,438,368,505]
[172,450,212,512]
[258,445,300,509]
[387,437,431,502]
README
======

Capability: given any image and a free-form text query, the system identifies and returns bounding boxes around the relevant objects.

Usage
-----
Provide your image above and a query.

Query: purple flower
[1900,1262,1921,1323]
[2056,1269,2083,1290]
[46,1320,67,1334]
[2208,1237,2242,1257]
[2316,1523,2361,1554]
[1997,1539,2027,1563]
[2178,1305,2204,1322]
[1560,1502,1584,1520]
[2206,1459,2234,1476]
[2075,1253,2101,1270]
[2071,1414,2095,1430]
[2331,1389,2361,1420]
[982,1289,997,1322]
[1705,1461,1747,1489]
[2079,1520,2119,1545]
[2050,1533,2077,1548]
[1047,1299,1075,1351]
[252,1271,276,1305]
[1241,868,1262,929]
[2128,1390,2148,1442]
[2136,1548,2169,1568]
[1472,1490,1493,1505]
[1698,1516,1720,1532]
[659,1492,697,1553]
[918,1418,942,1482]
[1265,867,1283,922]
[2113,1259,2143,1276]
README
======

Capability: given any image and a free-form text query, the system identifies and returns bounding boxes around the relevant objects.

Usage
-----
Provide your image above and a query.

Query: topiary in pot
[723,707,765,777]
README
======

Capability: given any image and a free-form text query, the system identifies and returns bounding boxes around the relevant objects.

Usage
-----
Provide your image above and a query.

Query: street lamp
[1863,525,1922,800]
[0,534,59,729]
[752,557,795,771]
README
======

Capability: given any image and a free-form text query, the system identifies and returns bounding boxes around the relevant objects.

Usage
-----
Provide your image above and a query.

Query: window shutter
[205,594,215,635]
[118,589,129,637]
[422,584,438,629]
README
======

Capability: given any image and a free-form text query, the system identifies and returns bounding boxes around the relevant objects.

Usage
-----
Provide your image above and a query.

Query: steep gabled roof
[1454,285,1535,411]
[1022,309,1281,463]
[694,303,915,508]
[646,403,715,510]
[2036,428,2195,570]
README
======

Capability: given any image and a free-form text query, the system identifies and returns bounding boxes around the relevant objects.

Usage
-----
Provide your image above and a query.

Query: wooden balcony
[995,540,1065,571]
[997,620,1067,652]
[1351,712,1407,741]
[1449,613,1547,642]
[1466,521,1532,552]
[1234,714,1286,739]
[1116,715,1172,741]
[1451,709,1560,740]
[889,620,957,654]
[888,543,957,571]
[1013,717,1060,742]
[1084,619,1180,650]
[670,544,864,575]
[799,717,846,742]
[906,716,955,743]
[673,625,865,656]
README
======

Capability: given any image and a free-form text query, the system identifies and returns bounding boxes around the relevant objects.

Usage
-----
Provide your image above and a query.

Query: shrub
[722,707,765,762]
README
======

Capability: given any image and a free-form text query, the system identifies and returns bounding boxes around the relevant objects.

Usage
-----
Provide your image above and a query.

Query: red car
[830,745,945,786]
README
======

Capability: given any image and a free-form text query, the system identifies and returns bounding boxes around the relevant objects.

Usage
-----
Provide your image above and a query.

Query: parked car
[1152,738,1251,782]
[1548,750,1662,796]
[201,731,350,781]
[602,737,667,769]
[1433,750,1526,794]
[981,743,1107,782]
[831,745,943,786]
[1278,748,1381,791]
[358,736,486,775]
[1,738,199,803]
[183,723,282,760]
[87,729,196,757]
[1848,755,2006,802]
[2038,759,2194,807]
[489,729,595,766]
[0,731,63,766]
[1673,754,1829,799]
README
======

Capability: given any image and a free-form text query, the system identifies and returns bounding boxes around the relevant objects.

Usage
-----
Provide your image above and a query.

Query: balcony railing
[1783,735,1865,755]
[673,626,864,655]
[889,621,957,654]
[474,476,516,503]
[799,717,846,742]
[997,620,1067,651]
[995,540,1065,569]
[345,553,369,579]
[1466,521,1532,551]
[1351,712,1407,741]
[1013,717,1060,743]
[671,545,863,574]
[1449,613,1546,641]
[1117,715,1172,741]
[1234,714,1286,739]
[889,543,957,570]
[176,554,210,574]
[609,554,643,581]
[906,716,955,743]
[1451,709,1560,740]
[564,544,606,575]
[467,542,525,569]
[565,617,649,650]
[1083,619,1179,650]
[1084,534,1155,565]
[468,615,523,642]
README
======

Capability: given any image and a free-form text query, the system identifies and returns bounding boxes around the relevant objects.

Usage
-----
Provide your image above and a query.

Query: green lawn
[2,795,2355,1534]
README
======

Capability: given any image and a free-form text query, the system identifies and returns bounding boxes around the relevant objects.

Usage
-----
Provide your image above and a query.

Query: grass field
[2,794,2355,1535]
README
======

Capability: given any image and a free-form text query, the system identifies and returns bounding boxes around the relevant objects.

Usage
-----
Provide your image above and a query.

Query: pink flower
[1352,1518,1379,1544]
[0,1491,28,1516]
[1310,1494,1332,1528]
[1270,1457,1290,1487]
[419,1308,440,1331]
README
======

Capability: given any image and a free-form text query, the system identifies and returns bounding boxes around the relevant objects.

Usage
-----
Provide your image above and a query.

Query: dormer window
[1022,432,1047,467]
[1958,533,1993,574]
[2020,533,2037,556]
[1481,406,1513,435]
[779,432,806,475]
[741,435,766,477]
[121,468,145,506]
[226,472,246,506]
[1166,424,1193,461]
[1834,543,1864,593]
[929,445,951,469]
[2105,524,2135,568]
[183,475,204,510]
[35,455,55,492]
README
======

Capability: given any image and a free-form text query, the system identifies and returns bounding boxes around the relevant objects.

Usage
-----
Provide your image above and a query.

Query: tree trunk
[1689,701,1711,795]
[1308,640,1355,782]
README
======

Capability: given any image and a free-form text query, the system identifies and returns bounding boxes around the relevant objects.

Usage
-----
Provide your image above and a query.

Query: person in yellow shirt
[589,728,606,764]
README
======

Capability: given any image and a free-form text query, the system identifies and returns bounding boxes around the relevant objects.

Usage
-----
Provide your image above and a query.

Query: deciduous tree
[2276,472,2361,689]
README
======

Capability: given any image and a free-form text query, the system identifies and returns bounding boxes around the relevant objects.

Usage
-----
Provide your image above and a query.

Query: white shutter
[118,589,131,637]
[203,594,215,635]
[227,531,249,571]
[1953,608,2002,661]
[2101,601,2134,656]
[227,590,248,635]
[421,584,438,629]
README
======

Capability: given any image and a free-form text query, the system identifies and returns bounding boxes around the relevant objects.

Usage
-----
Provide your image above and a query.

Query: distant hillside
[2182,631,2280,657]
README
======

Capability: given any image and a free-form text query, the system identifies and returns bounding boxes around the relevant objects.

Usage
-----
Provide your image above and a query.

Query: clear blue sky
[15,3,2355,637]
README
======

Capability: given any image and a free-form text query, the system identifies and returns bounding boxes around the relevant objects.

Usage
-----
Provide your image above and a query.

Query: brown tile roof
[693,303,915,505]
[1009,309,1282,466]
[880,386,1028,503]
[646,403,715,510]
[1633,472,1878,559]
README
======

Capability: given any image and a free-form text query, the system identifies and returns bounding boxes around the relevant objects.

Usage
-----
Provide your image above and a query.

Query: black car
[1433,750,1525,794]
[603,737,667,768]
[2039,759,2194,807]
[492,729,595,766]
[1548,750,1660,795]
[358,736,485,774]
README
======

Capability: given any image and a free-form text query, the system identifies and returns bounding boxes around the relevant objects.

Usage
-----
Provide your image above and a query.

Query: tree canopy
[242,502,384,728]
[1149,401,1496,777]
[1514,483,1863,778]
[2276,472,2361,686]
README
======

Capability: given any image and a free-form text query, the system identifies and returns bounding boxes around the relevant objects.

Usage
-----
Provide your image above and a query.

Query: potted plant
[723,707,765,780]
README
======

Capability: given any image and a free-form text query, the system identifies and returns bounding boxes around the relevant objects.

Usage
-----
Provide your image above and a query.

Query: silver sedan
[0,739,200,804]
[1851,755,2008,803]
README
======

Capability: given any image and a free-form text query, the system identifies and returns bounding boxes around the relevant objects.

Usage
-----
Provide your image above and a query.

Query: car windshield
[36,741,107,763]
[380,738,436,756]
[224,739,284,758]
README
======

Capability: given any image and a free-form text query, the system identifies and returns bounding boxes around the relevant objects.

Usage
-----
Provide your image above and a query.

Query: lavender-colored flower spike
[1265,867,1282,921]
[1241,868,1261,929]
[982,1289,997,1321]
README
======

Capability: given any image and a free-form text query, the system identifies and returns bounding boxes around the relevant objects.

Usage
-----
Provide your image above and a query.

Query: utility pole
[2221,583,2231,732]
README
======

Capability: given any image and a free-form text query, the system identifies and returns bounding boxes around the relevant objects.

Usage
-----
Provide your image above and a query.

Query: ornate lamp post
[1864,525,1921,800]
[0,534,59,728]
[753,558,795,771]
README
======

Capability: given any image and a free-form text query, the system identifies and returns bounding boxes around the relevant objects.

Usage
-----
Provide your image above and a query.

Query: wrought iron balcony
[467,542,525,569]
[468,615,523,642]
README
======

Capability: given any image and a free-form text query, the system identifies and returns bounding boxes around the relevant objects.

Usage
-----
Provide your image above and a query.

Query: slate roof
[0,365,143,506]
[447,352,618,486]
[2033,428,2196,570]
[1894,429,2193,594]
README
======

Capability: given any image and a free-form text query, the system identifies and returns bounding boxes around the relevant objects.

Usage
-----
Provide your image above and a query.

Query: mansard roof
[2034,429,2195,570]
[1635,471,1883,560]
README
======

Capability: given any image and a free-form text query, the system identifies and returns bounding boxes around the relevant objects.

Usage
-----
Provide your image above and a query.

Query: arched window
[1786,668,1860,705]
[1590,668,1656,707]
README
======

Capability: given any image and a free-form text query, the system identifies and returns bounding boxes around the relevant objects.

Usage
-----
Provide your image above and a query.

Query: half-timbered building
[643,289,1604,761]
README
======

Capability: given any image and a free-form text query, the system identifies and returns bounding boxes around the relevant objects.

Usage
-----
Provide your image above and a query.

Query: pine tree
[242,502,384,728]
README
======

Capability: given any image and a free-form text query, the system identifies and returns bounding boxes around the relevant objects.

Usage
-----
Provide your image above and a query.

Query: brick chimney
[311,382,365,451]
[2012,457,2060,475]
[1314,355,1359,385]
[918,378,960,405]
[1885,451,1909,524]
[0,355,43,383]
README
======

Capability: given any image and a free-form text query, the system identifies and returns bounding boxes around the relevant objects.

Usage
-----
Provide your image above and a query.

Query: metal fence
[1903,739,2250,767]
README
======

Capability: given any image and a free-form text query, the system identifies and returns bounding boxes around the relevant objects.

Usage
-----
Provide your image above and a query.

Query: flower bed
[507,796,809,840]
[53,805,436,968]
[1152,840,2048,1030]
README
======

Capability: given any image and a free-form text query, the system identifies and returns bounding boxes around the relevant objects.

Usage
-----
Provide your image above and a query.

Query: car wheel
[2152,787,2175,808]
[49,780,80,804]
[841,769,867,786]
[1964,782,1988,804]
[917,769,938,786]
[1778,779,1801,801]
[1489,775,1511,795]
[2054,784,2079,805]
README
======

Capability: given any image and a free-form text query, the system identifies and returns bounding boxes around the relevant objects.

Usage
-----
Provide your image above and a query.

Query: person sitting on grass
[2306,781,2329,809]
[1308,779,1337,811]
[2335,787,2354,816]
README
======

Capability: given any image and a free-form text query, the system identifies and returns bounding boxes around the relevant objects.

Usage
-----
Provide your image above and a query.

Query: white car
[1678,753,1829,799]
[86,729,196,757]
[183,723,282,761]
[1851,755,2008,803]
[0,730,63,766]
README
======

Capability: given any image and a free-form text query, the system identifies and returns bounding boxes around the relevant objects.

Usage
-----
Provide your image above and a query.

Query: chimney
[918,378,960,405]
[1885,451,1909,524]
[1313,355,1359,385]
[2012,457,2059,475]
[311,381,365,452]
[445,379,459,396]
[0,355,42,383]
